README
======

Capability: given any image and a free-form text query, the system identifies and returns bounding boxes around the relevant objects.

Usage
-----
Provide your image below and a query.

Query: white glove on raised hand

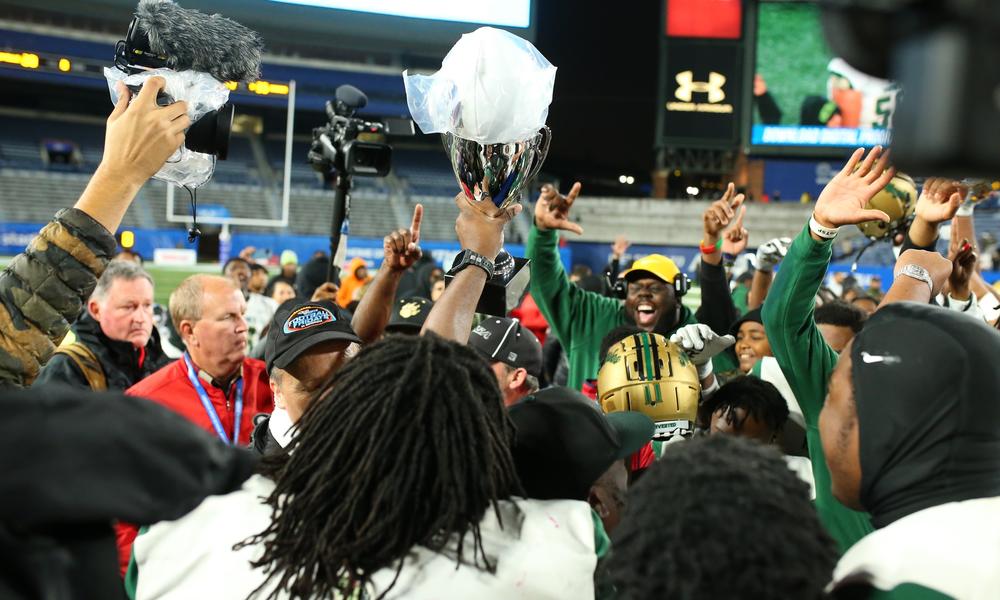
[756,237,792,272]
[669,324,735,379]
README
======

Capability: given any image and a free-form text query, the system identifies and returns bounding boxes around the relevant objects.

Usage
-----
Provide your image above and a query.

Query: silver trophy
[443,126,551,315]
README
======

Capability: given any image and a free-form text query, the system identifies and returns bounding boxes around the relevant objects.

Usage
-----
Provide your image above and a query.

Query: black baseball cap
[509,387,655,501]
[468,317,542,377]
[265,299,362,373]
[730,307,763,336]
[385,297,433,334]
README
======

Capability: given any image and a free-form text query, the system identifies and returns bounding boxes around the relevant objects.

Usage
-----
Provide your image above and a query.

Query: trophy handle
[525,126,551,182]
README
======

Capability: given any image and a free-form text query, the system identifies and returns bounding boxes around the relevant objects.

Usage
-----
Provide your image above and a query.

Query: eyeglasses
[627,282,669,295]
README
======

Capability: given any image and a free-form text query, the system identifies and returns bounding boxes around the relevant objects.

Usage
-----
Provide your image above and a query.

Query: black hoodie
[0,387,257,600]
[851,302,1000,528]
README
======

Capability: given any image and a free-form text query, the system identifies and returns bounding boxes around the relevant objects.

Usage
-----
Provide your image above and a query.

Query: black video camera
[308,84,414,177]
[114,15,234,160]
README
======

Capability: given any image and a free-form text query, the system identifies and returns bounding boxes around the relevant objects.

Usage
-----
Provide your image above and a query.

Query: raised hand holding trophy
[404,27,556,315]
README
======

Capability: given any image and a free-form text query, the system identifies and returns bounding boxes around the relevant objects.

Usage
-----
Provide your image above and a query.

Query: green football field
[755,3,833,126]
[0,258,213,307]
[1,257,705,312]
[144,265,218,306]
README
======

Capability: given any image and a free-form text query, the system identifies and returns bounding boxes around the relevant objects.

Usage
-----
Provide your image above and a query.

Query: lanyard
[182,353,243,446]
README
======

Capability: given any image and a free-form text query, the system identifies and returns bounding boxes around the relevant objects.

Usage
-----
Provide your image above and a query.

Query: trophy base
[445,256,530,317]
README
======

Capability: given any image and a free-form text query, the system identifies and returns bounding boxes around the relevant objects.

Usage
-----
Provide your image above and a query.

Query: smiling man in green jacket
[527,182,738,391]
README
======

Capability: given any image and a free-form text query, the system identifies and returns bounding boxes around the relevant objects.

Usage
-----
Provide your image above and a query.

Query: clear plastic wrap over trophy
[404,27,557,315]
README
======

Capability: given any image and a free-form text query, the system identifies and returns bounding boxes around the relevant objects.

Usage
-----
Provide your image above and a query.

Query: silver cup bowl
[444,127,551,217]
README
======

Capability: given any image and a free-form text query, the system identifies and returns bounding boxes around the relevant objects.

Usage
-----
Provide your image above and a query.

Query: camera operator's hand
[812,146,895,240]
[74,78,191,234]
[534,182,584,235]
[455,193,520,259]
[383,204,423,272]
[99,78,190,186]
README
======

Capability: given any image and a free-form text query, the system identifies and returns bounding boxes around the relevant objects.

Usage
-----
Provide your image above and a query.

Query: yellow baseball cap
[619,254,680,285]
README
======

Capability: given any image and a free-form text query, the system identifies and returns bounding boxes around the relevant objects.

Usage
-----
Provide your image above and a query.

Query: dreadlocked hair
[701,375,789,437]
[242,333,521,600]
[606,436,837,600]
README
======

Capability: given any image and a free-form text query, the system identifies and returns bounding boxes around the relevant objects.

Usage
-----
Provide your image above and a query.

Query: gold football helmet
[857,173,917,239]
[598,332,700,440]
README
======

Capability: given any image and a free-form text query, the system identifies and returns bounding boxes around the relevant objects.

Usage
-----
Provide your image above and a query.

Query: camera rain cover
[104,67,230,188]
[403,27,556,145]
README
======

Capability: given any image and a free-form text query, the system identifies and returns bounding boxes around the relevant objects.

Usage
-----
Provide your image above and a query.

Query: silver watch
[897,264,934,295]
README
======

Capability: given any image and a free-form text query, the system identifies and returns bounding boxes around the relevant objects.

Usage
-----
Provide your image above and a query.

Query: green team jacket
[526,227,735,391]
[760,225,874,555]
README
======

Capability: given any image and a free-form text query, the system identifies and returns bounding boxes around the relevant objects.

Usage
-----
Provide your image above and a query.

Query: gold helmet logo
[598,332,701,440]
[857,173,918,239]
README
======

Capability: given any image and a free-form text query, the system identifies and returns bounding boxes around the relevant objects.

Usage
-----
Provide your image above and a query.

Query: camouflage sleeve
[0,209,116,388]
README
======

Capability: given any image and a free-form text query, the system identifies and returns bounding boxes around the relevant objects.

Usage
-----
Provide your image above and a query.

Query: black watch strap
[449,250,495,279]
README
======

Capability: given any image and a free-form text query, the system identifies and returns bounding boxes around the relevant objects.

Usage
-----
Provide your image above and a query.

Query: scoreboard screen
[266,0,531,28]
[750,1,900,153]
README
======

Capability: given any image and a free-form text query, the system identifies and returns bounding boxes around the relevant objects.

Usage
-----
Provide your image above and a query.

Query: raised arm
[763,146,894,422]
[763,146,895,555]
[901,177,967,251]
[422,196,518,343]
[696,184,744,334]
[748,237,790,310]
[350,205,424,343]
[76,78,190,233]
[879,249,952,308]
[527,182,618,347]
[0,78,187,388]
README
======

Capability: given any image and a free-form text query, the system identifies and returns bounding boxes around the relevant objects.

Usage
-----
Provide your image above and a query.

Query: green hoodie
[760,224,874,554]
[527,227,735,391]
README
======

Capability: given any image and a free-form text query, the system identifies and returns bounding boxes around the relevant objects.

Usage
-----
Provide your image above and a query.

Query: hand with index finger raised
[383,203,424,271]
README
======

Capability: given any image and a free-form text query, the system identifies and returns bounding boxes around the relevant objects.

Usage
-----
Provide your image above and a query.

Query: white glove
[669,324,735,379]
[756,237,792,272]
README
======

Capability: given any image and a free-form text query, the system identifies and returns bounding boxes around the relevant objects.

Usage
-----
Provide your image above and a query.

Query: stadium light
[0,51,39,69]
[626,176,635,184]
[619,175,627,184]
[58,58,71,72]
[248,80,290,96]
[686,186,699,196]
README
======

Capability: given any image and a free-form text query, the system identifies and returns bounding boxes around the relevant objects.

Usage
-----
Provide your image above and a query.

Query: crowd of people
[3,73,1000,600]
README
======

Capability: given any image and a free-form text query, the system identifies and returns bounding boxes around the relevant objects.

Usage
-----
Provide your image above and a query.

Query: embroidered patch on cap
[400,302,423,318]
[284,306,335,334]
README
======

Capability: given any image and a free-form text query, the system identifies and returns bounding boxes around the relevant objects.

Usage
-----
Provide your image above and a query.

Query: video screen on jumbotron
[266,0,531,28]
[750,1,900,151]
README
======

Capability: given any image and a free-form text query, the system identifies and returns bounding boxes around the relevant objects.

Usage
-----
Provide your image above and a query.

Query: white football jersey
[827,57,900,129]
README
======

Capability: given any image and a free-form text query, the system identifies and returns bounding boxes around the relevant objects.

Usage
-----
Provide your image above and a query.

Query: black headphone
[608,271,689,299]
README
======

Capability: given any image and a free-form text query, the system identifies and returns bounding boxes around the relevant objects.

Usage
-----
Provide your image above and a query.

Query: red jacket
[116,356,273,574]
[510,293,549,346]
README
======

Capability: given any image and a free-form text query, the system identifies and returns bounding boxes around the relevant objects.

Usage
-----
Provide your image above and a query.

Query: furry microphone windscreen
[135,0,263,83]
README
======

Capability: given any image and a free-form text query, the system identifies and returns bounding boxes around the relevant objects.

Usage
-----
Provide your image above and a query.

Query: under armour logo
[675,71,726,103]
